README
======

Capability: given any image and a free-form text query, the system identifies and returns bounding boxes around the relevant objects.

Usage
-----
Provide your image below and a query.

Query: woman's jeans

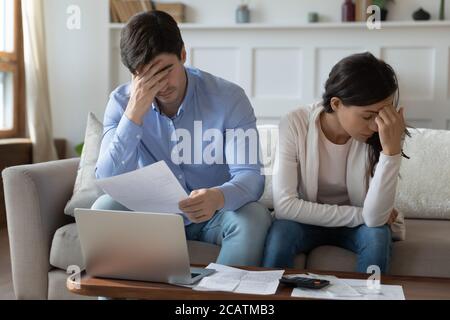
[262,219,392,273]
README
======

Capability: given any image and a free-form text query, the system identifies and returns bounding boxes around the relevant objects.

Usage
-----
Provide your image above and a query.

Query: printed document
[193,263,284,295]
[289,273,405,300]
[96,161,188,213]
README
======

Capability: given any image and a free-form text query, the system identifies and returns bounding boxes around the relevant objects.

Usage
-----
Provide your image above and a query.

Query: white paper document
[193,263,284,295]
[96,161,188,213]
[289,273,405,300]
[341,279,405,300]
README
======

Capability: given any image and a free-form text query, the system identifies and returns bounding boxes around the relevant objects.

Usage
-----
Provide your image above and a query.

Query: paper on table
[287,273,361,299]
[96,161,188,213]
[193,263,284,295]
[235,280,281,295]
[309,273,361,297]
[341,279,405,300]
[290,274,405,300]
[194,275,241,292]
[236,269,285,295]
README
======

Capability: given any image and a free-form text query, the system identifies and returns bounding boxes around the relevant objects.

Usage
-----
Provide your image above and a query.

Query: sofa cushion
[306,246,356,272]
[306,219,450,278]
[64,113,105,217]
[50,224,85,271]
[293,253,307,269]
[395,128,450,220]
[388,219,450,278]
[186,240,221,265]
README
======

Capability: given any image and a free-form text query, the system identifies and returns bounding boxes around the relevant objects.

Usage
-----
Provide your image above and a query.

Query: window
[0,0,24,138]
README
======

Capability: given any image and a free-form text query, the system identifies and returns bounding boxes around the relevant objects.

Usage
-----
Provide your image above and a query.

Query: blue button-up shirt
[96,67,265,225]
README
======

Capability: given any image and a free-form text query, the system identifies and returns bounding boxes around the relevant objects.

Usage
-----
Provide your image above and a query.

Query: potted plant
[75,142,84,156]
[372,0,395,21]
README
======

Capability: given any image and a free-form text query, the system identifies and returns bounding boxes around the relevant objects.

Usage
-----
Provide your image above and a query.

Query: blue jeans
[262,219,392,273]
[91,195,272,267]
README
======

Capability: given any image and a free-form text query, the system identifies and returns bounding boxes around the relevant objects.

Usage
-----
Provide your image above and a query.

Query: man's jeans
[262,219,392,273]
[91,195,272,267]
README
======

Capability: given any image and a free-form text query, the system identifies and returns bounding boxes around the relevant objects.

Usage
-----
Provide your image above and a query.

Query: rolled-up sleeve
[95,90,143,179]
[362,153,402,227]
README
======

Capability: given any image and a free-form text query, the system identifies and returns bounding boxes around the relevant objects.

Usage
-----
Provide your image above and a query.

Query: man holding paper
[93,11,271,267]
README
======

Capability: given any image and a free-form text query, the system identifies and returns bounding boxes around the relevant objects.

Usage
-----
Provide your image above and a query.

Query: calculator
[280,276,330,289]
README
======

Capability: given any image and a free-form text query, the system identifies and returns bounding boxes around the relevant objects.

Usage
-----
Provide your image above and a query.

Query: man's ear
[330,97,342,112]
[181,46,187,64]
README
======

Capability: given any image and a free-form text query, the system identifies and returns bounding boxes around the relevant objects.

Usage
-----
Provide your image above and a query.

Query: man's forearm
[96,115,144,178]
[216,171,265,212]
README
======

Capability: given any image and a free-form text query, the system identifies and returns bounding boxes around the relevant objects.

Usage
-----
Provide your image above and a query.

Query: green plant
[372,0,394,9]
[75,142,84,157]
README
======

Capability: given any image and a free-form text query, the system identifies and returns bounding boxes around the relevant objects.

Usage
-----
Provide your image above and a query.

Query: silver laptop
[74,208,215,285]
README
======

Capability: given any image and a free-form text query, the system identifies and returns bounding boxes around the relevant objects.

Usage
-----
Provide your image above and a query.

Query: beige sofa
[3,127,450,299]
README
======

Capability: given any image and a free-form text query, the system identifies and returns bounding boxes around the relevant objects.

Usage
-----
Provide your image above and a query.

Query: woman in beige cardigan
[262,52,408,273]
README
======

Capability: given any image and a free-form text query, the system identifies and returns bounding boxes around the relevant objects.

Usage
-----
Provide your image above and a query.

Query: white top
[272,104,405,240]
[317,123,352,206]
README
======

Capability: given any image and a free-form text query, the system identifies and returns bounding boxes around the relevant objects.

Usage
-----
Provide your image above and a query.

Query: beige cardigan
[273,103,406,241]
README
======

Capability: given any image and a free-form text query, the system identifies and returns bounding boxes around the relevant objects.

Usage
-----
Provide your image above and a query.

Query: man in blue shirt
[93,11,272,267]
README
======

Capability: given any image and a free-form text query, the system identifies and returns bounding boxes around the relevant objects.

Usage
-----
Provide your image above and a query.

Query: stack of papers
[288,273,405,300]
[96,161,188,213]
[193,263,284,295]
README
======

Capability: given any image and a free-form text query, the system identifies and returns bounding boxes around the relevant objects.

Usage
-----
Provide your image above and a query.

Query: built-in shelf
[109,20,450,30]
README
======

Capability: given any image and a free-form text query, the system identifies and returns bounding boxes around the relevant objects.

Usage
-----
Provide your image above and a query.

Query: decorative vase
[413,7,431,21]
[236,5,250,23]
[440,0,446,20]
[308,12,319,23]
[342,0,356,22]
[380,8,389,21]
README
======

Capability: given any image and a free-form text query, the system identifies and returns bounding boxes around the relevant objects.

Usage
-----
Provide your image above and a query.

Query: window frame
[0,0,25,139]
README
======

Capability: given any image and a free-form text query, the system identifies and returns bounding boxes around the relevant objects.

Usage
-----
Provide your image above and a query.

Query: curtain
[21,0,57,163]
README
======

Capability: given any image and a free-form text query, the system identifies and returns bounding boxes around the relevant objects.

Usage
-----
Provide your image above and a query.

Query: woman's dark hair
[322,52,410,180]
[120,11,184,74]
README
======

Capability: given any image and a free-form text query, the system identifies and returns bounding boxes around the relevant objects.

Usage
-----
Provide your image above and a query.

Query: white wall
[44,0,450,157]
[44,0,109,157]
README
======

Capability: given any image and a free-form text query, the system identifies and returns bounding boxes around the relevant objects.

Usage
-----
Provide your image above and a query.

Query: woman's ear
[330,97,342,112]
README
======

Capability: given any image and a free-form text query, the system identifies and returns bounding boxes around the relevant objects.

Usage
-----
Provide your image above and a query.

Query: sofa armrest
[2,158,79,299]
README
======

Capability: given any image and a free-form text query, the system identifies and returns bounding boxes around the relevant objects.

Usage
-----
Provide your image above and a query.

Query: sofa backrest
[257,125,450,220]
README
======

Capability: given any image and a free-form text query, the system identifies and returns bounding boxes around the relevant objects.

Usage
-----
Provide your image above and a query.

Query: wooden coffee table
[67,266,450,300]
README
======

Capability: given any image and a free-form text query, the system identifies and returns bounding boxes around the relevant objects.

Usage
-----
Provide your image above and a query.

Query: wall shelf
[109,21,450,30]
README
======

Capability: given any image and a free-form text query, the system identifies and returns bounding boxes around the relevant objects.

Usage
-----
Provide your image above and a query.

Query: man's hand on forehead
[155,63,174,75]
[136,60,173,78]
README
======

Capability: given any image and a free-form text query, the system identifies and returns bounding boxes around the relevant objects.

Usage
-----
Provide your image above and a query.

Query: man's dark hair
[120,10,184,74]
